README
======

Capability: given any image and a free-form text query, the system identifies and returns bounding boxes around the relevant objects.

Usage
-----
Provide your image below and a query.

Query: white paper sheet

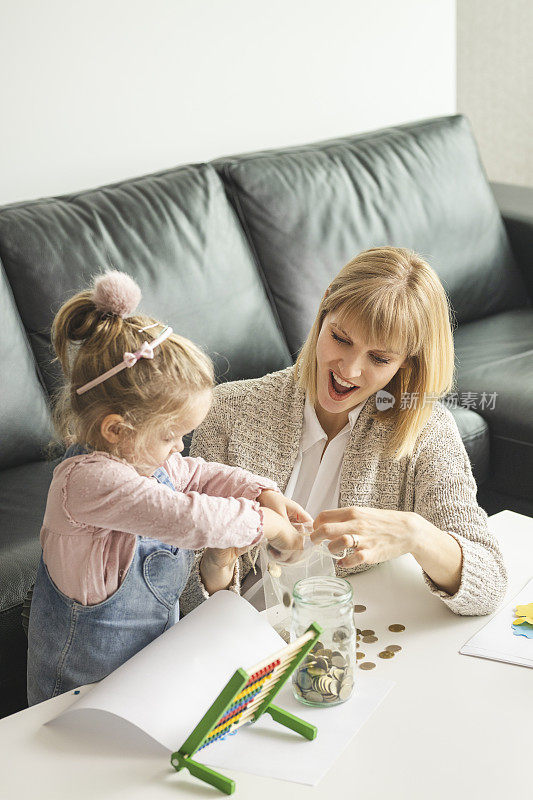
[49,591,394,785]
[460,577,533,668]
[203,673,394,785]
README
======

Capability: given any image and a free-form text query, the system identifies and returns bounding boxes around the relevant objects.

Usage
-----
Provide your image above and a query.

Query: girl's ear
[100,414,125,444]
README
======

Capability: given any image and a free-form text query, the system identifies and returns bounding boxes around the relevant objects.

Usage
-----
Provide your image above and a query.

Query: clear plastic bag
[260,523,337,642]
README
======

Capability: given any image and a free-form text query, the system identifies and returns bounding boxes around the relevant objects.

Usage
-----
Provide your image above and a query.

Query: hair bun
[92,271,141,318]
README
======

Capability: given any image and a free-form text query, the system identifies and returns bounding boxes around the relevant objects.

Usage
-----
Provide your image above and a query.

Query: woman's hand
[258,489,312,525]
[311,506,463,595]
[311,506,417,568]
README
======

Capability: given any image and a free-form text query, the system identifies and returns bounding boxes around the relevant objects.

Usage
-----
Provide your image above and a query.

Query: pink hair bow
[123,341,154,367]
[76,326,172,395]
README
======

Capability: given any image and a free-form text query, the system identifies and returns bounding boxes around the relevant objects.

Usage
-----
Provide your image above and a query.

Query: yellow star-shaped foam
[514,602,533,625]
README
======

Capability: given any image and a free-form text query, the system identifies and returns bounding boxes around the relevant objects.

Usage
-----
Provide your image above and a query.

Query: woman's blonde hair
[295,247,456,460]
[52,284,214,470]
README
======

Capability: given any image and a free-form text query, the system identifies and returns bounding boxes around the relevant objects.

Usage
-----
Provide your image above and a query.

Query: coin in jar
[282,592,292,607]
[388,623,405,632]
[305,691,323,703]
[332,627,350,643]
[331,654,346,668]
[338,683,353,700]
[297,670,313,691]
[307,664,327,677]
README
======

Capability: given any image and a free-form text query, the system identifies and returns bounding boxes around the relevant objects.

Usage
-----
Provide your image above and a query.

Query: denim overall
[27,446,194,706]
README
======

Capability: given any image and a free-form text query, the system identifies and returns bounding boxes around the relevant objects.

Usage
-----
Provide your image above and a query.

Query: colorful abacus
[197,659,281,750]
[171,623,322,795]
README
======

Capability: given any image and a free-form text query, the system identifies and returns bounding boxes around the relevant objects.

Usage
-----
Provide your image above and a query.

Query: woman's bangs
[337,295,416,358]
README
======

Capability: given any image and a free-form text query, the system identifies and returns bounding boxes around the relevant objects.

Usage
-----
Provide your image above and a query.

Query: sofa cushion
[0,264,52,470]
[454,308,533,500]
[0,163,291,395]
[447,406,490,487]
[0,459,57,614]
[215,115,529,356]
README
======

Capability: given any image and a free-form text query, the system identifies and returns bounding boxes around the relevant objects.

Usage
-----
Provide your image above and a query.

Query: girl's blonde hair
[295,247,456,460]
[52,284,214,470]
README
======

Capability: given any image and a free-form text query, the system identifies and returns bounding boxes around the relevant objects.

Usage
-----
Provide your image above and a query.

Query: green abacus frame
[171,622,322,795]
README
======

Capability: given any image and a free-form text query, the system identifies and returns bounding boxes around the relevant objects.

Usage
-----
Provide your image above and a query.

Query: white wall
[0,0,456,205]
[457,0,533,187]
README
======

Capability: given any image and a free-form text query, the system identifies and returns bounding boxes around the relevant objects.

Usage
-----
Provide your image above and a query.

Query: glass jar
[291,576,356,707]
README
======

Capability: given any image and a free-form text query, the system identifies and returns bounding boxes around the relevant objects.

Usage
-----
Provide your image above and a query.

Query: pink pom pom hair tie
[92,271,142,318]
[76,326,173,395]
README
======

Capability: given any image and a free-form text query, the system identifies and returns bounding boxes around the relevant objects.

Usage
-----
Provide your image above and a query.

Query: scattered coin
[356,628,362,635]
[362,635,378,643]
[359,662,376,670]
[282,592,292,608]
[356,652,365,660]
[388,624,405,632]
[353,604,366,613]
[361,629,375,636]
[386,644,402,653]
[378,651,394,659]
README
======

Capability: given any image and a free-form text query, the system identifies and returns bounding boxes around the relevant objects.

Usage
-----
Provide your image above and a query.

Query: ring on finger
[350,534,359,549]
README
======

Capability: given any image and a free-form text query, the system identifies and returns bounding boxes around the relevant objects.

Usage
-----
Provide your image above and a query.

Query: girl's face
[143,389,212,475]
[315,312,409,417]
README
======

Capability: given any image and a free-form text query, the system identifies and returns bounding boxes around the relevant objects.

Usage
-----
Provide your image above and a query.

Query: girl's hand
[311,506,417,568]
[199,545,250,594]
[261,508,306,562]
[258,489,312,524]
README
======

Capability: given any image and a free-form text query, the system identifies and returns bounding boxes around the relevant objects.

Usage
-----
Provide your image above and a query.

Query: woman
[185,247,506,616]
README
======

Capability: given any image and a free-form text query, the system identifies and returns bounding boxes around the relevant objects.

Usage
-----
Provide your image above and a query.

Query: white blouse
[284,395,366,519]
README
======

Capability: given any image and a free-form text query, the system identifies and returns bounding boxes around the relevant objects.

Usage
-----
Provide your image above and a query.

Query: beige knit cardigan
[180,366,507,617]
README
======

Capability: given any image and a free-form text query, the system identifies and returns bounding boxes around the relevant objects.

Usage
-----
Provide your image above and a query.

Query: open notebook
[460,577,533,668]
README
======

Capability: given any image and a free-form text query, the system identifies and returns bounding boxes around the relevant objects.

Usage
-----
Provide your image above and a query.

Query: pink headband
[76,326,173,395]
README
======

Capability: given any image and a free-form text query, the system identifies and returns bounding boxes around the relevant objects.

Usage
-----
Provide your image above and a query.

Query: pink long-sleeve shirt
[41,451,278,606]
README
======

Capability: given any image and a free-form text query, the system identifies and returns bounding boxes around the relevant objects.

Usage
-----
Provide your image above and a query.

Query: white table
[1,510,532,800]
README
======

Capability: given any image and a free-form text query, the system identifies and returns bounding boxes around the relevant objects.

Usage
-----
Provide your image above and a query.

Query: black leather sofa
[1,114,532,719]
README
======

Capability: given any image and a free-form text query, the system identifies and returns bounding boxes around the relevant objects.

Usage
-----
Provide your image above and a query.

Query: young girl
[27,271,307,706]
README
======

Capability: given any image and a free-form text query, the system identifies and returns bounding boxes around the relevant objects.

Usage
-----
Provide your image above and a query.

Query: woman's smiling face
[315,312,409,417]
